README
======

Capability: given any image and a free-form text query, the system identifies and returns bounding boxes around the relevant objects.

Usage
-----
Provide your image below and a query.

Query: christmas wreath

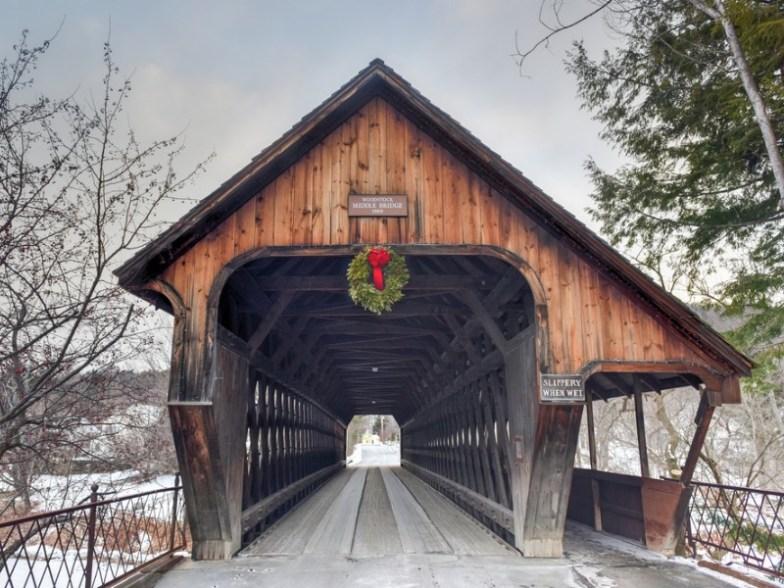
[347,246,409,314]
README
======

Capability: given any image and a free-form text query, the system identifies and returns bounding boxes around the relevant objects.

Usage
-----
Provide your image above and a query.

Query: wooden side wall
[242,370,346,544]
[170,327,346,558]
[402,366,513,540]
[213,341,249,553]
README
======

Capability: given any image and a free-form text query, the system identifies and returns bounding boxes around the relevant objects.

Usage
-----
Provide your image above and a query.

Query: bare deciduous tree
[0,30,207,511]
[576,385,784,490]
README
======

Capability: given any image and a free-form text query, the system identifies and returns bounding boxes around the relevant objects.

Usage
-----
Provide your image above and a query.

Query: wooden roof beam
[282,301,461,318]
[270,315,311,364]
[457,290,508,352]
[443,313,483,365]
[251,274,496,291]
[247,291,296,354]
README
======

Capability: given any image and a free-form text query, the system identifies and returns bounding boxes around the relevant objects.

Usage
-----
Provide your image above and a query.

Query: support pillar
[504,328,537,552]
[167,291,250,560]
[667,387,721,554]
[585,389,602,531]
[504,327,583,557]
[633,375,650,478]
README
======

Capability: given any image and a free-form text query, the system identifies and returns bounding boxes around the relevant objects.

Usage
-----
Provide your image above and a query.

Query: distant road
[351,444,400,467]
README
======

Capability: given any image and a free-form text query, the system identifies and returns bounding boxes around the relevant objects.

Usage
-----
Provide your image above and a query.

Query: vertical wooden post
[474,386,496,502]
[585,390,602,532]
[482,374,510,509]
[490,371,513,510]
[503,327,538,552]
[670,387,719,554]
[680,390,716,487]
[524,404,583,556]
[633,375,650,478]
[466,386,487,497]
[586,389,598,470]
[505,325,584,557]
[169,319,249,560]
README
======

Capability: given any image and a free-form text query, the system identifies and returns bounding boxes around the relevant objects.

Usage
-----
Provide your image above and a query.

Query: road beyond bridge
[155,447,747,588]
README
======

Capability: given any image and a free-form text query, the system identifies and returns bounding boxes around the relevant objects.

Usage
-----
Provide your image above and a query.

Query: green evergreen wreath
[347,247,409,314]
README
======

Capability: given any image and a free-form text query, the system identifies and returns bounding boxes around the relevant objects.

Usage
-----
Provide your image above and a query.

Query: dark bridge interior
[218,253,534,424]
[218,252,702,424]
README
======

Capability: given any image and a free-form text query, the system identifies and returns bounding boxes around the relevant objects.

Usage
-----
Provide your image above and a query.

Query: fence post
[84,483,99,588]
[685,486,696,555]
[169,473,181,551]
[676,484,695,557]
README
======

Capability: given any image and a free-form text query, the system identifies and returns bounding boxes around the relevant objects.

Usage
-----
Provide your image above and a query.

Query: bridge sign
[540,374,584,403]
[348,194,408,217]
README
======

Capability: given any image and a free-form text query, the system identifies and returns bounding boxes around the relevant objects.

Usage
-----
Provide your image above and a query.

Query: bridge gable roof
[116,59,752,377]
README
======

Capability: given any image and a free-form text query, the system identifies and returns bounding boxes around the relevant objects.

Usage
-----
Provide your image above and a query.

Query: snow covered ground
[348,443,400,468]
[18,471,180,513]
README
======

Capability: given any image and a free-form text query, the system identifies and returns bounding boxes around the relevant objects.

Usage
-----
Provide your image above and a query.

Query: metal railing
[0,477,187,588]
[686,480,784,580]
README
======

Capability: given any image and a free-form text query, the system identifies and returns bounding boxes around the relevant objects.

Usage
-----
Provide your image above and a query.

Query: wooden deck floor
[243,466,515,558]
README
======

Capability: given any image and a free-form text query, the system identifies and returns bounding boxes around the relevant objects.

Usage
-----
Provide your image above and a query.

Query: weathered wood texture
[400,460,514,540]
[123,76,749,562]
[241,463,344,536]
[501,327,583,557]
[168,403,232,560]
[168,339,249,559]
[170,328,346,559]
[568,468,685,554]
[155,97,740,396]
[503,328,538,552]
[244,467,514,557]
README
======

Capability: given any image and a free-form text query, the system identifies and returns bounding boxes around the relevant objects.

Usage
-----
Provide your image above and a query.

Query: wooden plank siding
[155,98,734,388]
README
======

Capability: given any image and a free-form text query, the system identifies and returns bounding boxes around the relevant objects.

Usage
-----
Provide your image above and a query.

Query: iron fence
[686,480,784,580]
[0,477,187,588]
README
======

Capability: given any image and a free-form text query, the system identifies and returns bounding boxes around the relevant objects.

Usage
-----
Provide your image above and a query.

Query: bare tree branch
[513,0,614,72]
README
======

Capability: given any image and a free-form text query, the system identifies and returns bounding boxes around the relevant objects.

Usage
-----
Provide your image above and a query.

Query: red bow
[367,248,391,291]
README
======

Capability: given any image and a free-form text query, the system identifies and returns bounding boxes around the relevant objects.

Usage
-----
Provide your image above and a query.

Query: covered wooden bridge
[116,60,752,561]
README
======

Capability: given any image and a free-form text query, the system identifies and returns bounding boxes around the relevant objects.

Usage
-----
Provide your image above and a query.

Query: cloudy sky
[3,0,620,230]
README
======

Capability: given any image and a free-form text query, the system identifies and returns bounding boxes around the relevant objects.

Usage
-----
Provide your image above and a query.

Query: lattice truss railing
[687,481,784,580]
[0,484,187,588]
[242,371,345,540]
[402,366,512,536]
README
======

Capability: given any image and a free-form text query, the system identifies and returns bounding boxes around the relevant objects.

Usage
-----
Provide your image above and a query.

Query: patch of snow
[26,471,178,512]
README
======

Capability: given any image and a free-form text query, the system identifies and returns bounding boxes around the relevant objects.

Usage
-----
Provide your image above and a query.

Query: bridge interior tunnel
[217,252,534,546]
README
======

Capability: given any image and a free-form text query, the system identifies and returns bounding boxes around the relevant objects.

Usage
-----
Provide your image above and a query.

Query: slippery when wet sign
[540,374,584,403]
